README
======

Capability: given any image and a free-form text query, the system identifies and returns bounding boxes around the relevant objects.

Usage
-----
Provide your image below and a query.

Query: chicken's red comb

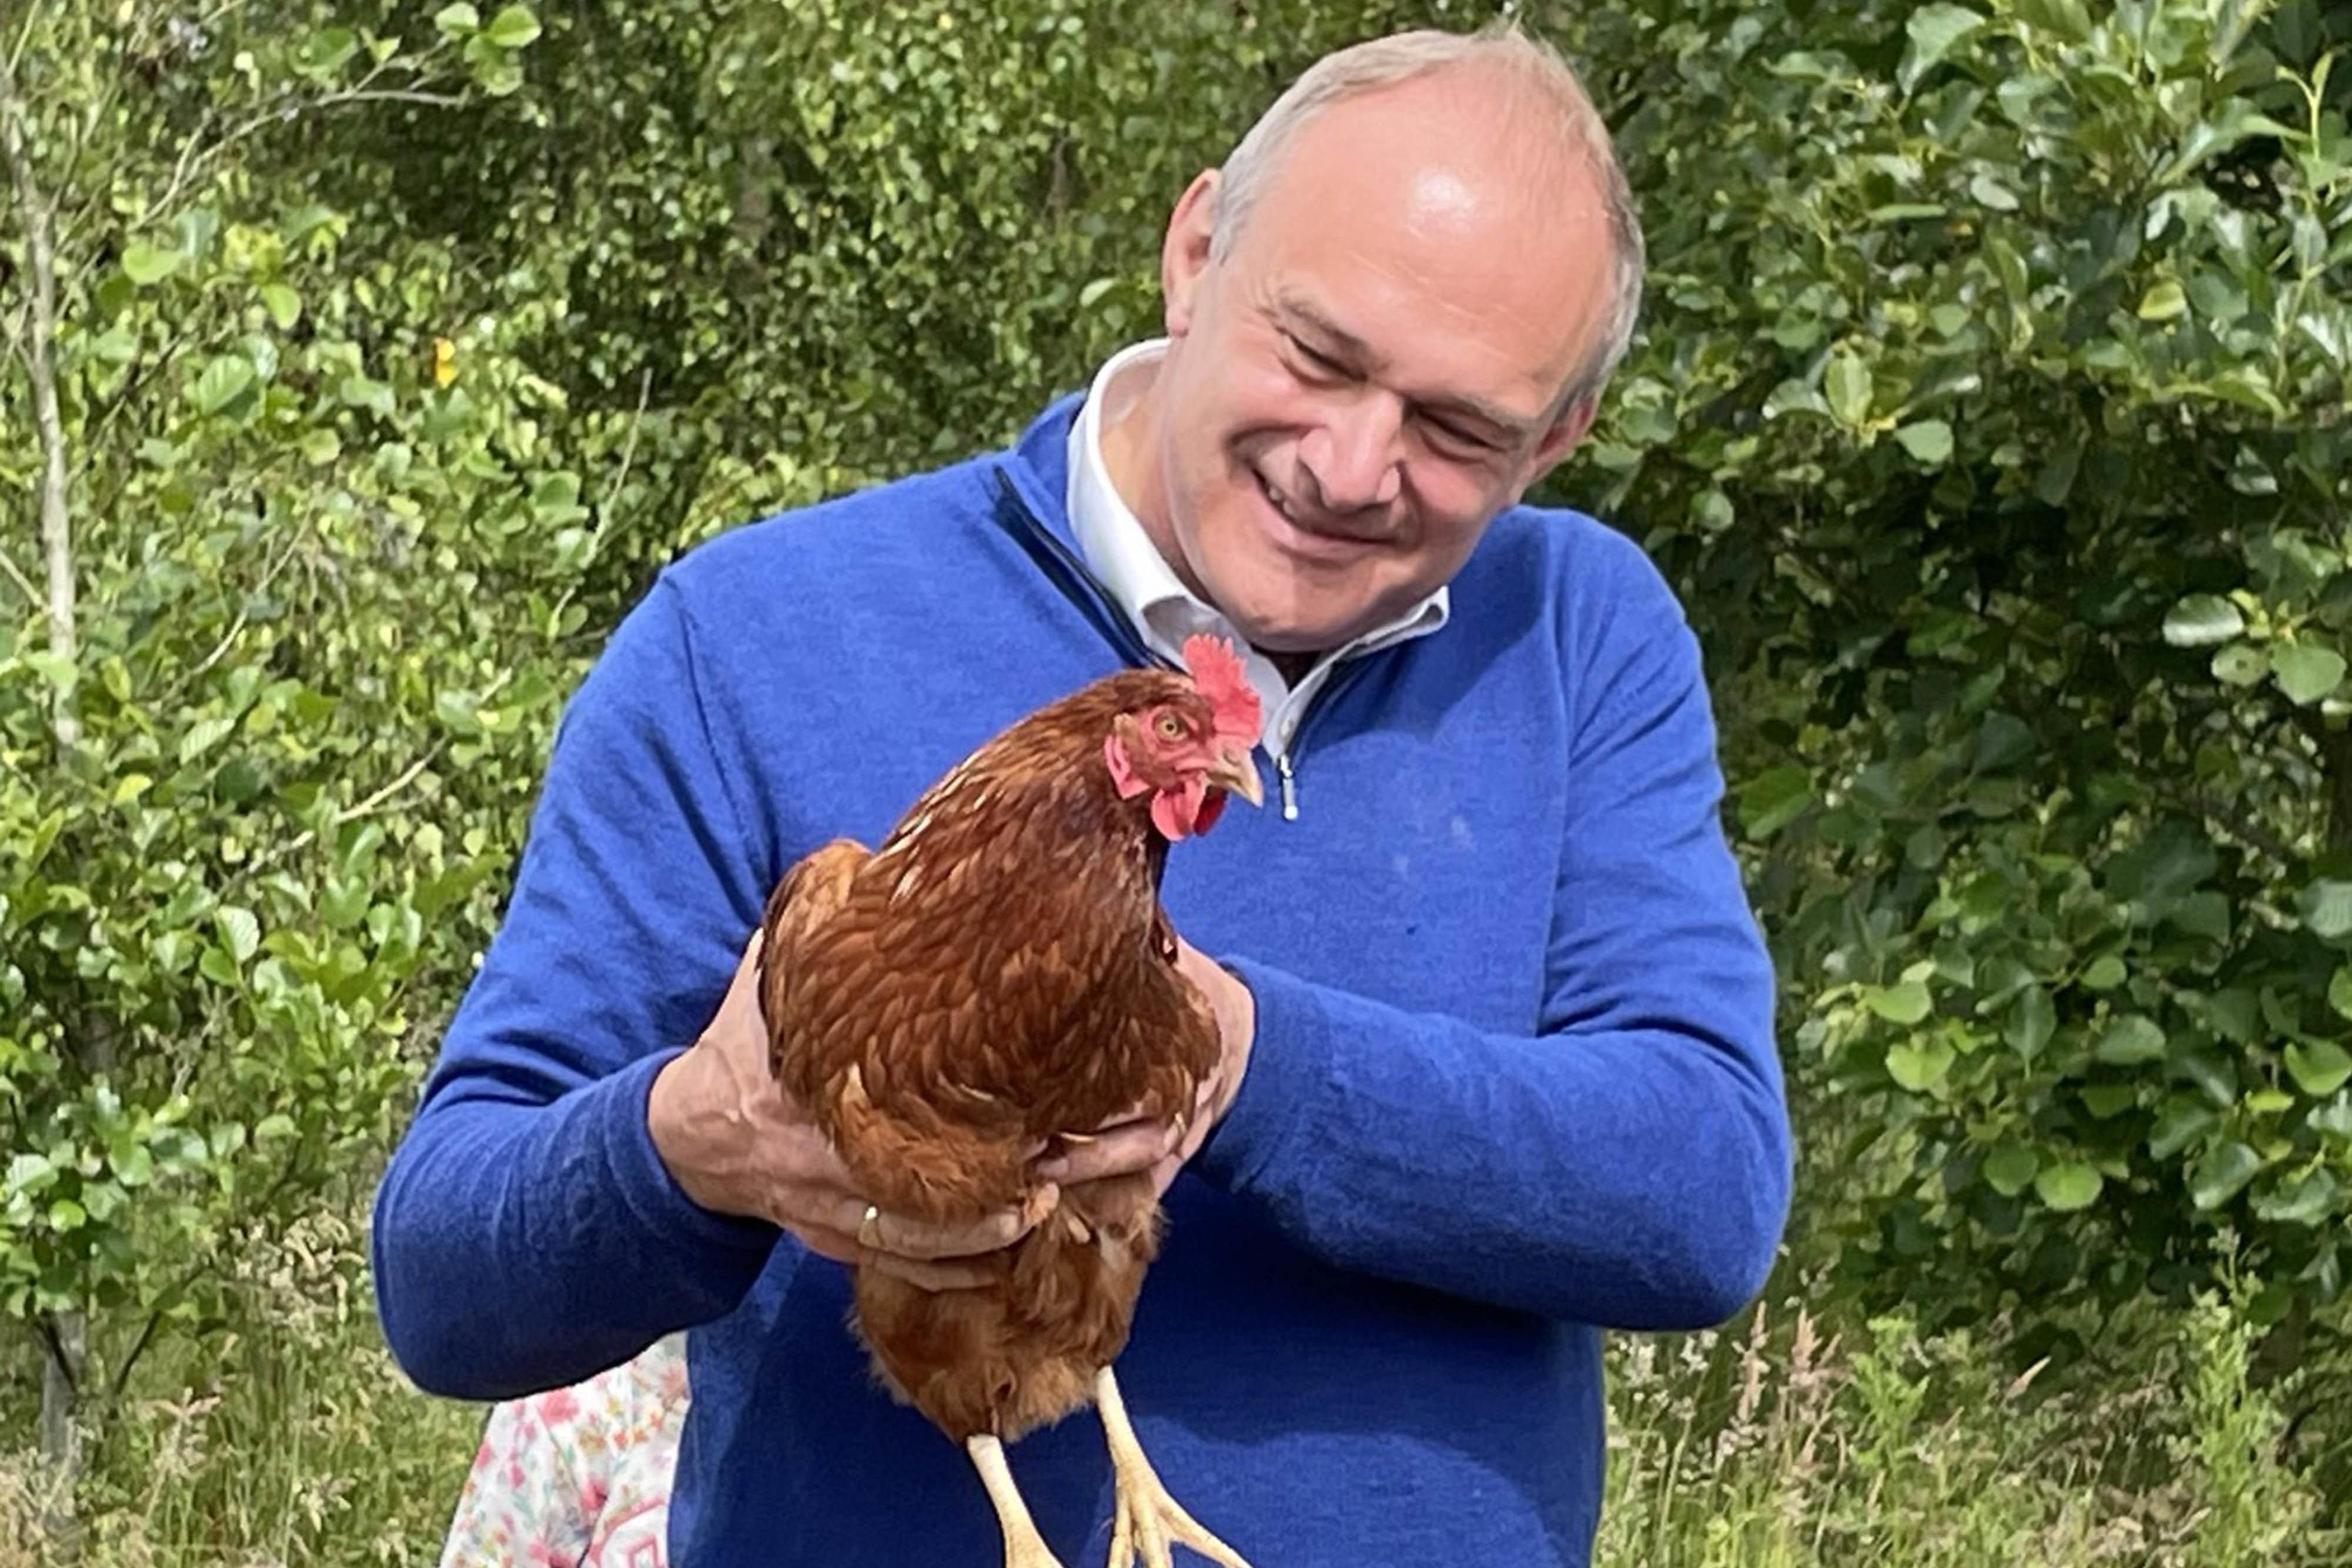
[1182,634,1262,744]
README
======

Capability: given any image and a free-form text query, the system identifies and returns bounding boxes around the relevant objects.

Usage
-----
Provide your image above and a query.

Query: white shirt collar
[1064,338,1449,757]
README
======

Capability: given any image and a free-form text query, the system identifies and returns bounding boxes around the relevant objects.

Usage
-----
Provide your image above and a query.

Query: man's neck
[1099,362,1188,591]
[1098,360,1331,691]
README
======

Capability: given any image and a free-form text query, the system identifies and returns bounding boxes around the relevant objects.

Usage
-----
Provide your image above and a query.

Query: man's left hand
[1030,937,1256,1198]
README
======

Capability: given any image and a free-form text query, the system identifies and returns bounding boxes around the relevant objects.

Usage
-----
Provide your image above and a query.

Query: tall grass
[2,1224,2343,1567]
[1598,1278,2342,1568]
[1,1208,477,1568]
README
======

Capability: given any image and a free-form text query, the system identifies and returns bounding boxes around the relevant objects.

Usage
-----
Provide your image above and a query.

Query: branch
[34,1312,77,1398]
[547,368,656,627]
[0,539,39,605]
[161,514,306,702]
[0,35,78,748]
[2289,703,2352,858]
[2167,788,2304,867]
[104,1145,311,1407]
[232,683,500,887]
[116,63,464,243]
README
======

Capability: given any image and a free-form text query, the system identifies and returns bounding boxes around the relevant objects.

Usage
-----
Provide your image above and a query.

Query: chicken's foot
[1096,1368,1254,1568]
[967,1435,1068,1568]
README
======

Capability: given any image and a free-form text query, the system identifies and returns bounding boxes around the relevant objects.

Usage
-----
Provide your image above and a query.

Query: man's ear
[1526,393,1598,480]
[1162,169,1221,341]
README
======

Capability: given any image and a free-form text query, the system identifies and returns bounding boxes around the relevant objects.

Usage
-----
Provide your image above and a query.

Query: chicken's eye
[1154,713,1186,741]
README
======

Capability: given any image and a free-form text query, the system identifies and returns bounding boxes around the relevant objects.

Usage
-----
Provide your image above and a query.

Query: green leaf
[2252,1168,2339,1226]
[2137,279,2188,322]
[2083,955,2127,989]
[1893,420,1953,464]
[433,1,481,35]
[2328,966,2352,1021]
[2163,594,2245,647]
[191,355,256,417]
[49,1198,88,1232]
[113,1146,153,1188]
[2284,1040,2352,1098]
[2211,643,2267,686]
[2034,1162,2103,1212]
[177,717,235,765]
[1077,278,1117,309]
[1967,172,2019,212]
[1737,765,1813,838]
[1982,1142,2039,1196]
[216,908,260,967]
[2300,880,2352,939]
[2190,1141,2262,1209]
[2094,1014,2167,1065]
[259,283,302,330]
[320,878,371,931]
[2272,643,2346,705]
[1900,4,1987,91]
[2149,1098,2219,1160]
[122,243,182,285]
[2082,1085,2137,1119]
[1887,1037,1955,1092]
[1866,980,1934,1025]
[483,4,542,47]
[1825,352,1873,428]
[2007,984,2055,1060]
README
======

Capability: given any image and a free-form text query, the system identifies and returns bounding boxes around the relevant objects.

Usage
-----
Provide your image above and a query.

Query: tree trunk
[0,35,76,748]
[3,39,88,1550]
[38,1315,86,1550]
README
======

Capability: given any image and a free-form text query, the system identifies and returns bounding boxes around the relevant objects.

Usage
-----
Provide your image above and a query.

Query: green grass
[3,1218,2344,1567]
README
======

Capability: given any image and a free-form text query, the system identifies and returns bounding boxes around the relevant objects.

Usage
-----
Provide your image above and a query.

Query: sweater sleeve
[1191,550,1790,1330]
[372,576,786,1402]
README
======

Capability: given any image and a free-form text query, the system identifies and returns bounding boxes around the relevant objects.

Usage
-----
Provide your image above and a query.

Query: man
[374,21,1790,1567]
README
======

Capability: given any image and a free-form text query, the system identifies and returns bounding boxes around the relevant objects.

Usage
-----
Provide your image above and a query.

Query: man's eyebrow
[1275,294,1378,365]
[1273,293,1538,441]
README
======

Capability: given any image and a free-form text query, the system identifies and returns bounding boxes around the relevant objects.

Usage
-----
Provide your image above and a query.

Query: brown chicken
[758,635,1265,1568]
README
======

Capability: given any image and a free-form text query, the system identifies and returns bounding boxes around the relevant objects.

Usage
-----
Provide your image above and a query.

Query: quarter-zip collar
[994,376,1439,820]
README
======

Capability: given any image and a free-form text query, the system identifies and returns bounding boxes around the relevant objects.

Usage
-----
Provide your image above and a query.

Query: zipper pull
[1276,753,1298,821]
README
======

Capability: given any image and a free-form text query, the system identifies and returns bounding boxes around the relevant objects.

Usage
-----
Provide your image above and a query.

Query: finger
[821,1193,1048,1261]
[794,1224,1001,1292]
[1036,1118,1181,1185]
[1150,1151,1182,1202]
[1178,1076,1220,1159]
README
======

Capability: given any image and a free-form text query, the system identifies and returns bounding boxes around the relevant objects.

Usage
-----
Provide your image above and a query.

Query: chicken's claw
[1097,1369,1254,1568]
[967,1435,1070,1568]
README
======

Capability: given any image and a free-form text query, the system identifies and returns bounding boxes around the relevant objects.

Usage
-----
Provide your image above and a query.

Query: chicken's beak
[1207,742,1264,808]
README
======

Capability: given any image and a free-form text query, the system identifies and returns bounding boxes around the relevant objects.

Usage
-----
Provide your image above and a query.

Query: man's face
[1138,72,1617,654]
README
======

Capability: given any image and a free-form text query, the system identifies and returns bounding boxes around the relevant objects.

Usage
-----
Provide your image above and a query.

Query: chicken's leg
[967,1435,1068,1568]
[1096,1368,1254,1568]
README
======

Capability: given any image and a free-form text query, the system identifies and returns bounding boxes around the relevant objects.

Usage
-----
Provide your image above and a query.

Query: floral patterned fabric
[436,1334,689,1568]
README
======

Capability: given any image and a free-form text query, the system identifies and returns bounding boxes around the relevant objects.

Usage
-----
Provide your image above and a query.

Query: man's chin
[1208,596,1371,658]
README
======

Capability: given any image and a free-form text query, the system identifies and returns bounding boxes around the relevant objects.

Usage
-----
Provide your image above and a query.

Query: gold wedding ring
[857,1203,883,1251]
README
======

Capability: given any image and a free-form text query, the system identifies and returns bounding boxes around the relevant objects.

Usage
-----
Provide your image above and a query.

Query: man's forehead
[1238,83,1606,409]
[1265,289,1547,436]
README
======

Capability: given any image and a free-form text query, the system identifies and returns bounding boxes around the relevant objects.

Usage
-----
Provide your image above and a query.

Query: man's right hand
[646,930,1049,1292]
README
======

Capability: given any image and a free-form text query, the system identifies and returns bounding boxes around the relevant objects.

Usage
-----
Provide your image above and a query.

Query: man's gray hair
[1208,20,1645,416]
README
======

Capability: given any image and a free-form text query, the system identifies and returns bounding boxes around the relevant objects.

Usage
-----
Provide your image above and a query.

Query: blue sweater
[371,395,1790,1566]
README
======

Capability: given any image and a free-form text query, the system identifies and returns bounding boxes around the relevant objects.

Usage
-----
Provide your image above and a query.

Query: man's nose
[1297,400,1403,514]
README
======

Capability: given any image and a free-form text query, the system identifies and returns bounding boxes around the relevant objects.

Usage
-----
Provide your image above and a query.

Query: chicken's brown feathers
[755,663,1233,1442]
